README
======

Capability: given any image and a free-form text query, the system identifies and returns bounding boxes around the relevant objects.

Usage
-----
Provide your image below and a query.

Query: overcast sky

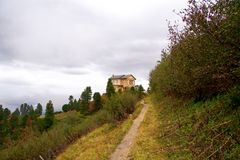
[0,0,188,111]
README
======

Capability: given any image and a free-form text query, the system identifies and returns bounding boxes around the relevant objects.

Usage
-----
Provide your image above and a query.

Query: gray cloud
[0,0,188,110]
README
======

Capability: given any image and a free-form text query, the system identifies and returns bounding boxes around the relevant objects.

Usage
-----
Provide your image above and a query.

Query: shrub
[105,92,138,121]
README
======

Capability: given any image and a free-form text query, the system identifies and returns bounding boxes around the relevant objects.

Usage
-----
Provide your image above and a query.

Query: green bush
[0,110,111,160]
[105,92,138,121]
[149,0,240,99]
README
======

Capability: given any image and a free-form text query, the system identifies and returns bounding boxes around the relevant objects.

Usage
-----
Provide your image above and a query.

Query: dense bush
[148,1,240,158]
[105,92,139,121]
[150,0,240,99]
[0,110,110,160]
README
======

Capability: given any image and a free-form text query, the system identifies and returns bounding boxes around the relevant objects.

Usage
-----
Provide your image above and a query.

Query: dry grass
[56,103,143,160]
[129,98,165,160]
[56,121,131,160]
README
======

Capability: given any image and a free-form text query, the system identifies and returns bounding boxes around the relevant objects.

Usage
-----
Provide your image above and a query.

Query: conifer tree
[35,103,43,117]
[80,86,92,114]
[44,100,54,130]
[106,78,115,98]
[93,92,102,111]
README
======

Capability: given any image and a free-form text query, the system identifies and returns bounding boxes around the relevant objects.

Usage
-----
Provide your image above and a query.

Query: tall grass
[151,90,240,159]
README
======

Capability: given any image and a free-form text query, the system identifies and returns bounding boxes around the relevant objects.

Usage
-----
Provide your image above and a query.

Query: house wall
[111,75,136,92]
[122,76,135,88]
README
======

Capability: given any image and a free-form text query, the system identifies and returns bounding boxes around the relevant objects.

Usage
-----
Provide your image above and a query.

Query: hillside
[130,95,239,159]
[148,0,240,159]
[0,0,239,159]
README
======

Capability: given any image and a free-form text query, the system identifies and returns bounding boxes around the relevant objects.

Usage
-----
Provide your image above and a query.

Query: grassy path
[129,99,165,160]
[110,102,149,160]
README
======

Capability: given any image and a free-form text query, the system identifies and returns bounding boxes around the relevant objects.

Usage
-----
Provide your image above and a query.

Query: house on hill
[111,74,136,92]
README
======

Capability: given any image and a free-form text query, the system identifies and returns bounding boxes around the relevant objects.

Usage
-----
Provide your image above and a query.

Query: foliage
[106,78,115,98]
[62,95,81,112]
[0,109,110,160]
[149,0,240,99]
[62,104,70,112]
[35,103,42,117]
[105,92,138,121]
[135,85,145,98]
[148,2,240,159]
[0,83,141,159]
[80,86,92,114]
[151,92,240,159]
[93,92,102,111]
[44,100,54,130]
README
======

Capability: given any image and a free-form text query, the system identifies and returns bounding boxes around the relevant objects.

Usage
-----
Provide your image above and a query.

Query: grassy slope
[56,121,131,160]
[0,110,108,160]
[56,103,143,160]
[130,94,240,160]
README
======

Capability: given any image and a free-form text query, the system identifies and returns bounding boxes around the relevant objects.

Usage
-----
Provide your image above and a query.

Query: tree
[0,108,11,140]
[106,78,115,98]
[9,109,20,139]
[35,103,43,117]
[149,0,240,99]
[68,95,74,103]
[44,100,54,130]
[0,105,5,144]
[68,95,74,110]
[75,98,82,112]
[138,85,145,92]
[14,108,20,117]
[62,104,69,112]
[93,92,102,111]
[20,103,28,116]
[73,99,79,111]
[130,86,136,93]
[80,86,92,114]
[28,105,35,119]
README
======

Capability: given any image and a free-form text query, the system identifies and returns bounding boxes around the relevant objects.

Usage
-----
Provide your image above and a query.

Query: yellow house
[111,74,136,92]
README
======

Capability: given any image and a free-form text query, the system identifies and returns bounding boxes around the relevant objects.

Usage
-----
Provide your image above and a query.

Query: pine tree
[20,103,28,116]
[68,95,74,110]
[0,105,5,144]
[35,103,43,117]
[137,85,145,98]
[73,99,78,111]
[14,108,20,116]
[29,105,35,119]
[44,100,54,130]
[9,109,20,139]
[93,92,102,111]
[80,86,92,114]
[106,78,115,98]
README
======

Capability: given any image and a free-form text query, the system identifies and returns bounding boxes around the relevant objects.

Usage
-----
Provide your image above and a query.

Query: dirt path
[110,102,149,160]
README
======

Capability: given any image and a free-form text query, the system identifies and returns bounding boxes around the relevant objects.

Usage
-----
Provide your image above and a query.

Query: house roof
[111,74,136,80]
